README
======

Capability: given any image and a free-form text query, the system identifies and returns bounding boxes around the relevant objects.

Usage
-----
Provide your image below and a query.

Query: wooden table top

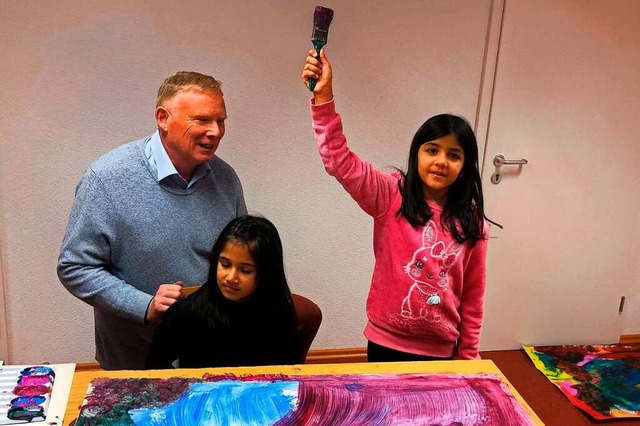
[63,359,542,425]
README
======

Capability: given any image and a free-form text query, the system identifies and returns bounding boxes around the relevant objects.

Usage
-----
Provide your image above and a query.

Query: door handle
[493,155,528,167]
[491,155,528,184]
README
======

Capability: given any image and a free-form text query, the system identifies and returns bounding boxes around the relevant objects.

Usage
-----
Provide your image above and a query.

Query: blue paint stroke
[10,395,47,407]
[20,366,56,378]
[583,358,640,413]
[128,380,298,426]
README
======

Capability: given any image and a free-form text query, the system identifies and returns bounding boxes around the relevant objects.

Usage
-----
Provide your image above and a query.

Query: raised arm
[302,50,398,218]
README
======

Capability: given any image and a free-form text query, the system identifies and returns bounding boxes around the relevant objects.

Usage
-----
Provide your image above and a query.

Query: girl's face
[417,134,465,205]
[217,241,257,302]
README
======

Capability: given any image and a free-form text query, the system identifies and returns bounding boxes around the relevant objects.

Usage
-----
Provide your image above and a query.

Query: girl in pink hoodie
[302,49,500,361]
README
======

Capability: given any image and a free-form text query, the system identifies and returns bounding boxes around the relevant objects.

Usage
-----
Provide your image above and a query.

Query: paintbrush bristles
[309,6,334,92]
[312,6,334,41]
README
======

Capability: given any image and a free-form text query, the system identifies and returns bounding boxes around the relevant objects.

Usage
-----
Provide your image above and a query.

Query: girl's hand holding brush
[302,48,333,104]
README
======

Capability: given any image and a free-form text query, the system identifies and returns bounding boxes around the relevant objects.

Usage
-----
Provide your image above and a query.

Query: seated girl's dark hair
[188,215,299,358]
[397,114,500,246]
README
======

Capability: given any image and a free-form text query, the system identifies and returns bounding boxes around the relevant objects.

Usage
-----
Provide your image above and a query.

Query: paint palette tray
[0,365,55,424]
[0,364,75,425]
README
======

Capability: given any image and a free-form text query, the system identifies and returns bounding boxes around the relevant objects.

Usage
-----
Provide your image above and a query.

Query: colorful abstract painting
[75,372,535,425]
[524,344,640,419]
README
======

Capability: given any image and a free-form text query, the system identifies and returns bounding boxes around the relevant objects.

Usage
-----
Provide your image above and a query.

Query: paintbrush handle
[308,40,326,92]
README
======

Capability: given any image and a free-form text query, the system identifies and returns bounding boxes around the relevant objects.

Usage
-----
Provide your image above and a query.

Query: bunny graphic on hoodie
[401,220,462,323]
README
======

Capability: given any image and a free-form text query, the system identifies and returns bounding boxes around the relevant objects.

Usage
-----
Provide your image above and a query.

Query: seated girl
[145,215,300,369]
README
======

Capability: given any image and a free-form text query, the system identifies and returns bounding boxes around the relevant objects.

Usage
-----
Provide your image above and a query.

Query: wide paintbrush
[308,6,334,92]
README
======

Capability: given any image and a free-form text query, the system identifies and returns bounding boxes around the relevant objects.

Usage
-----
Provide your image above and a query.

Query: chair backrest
[181,285,201,298]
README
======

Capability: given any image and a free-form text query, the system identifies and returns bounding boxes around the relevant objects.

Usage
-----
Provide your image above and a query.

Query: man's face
[156,87,227,179]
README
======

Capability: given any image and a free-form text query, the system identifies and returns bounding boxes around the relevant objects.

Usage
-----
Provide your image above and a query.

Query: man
[58,71,321,370]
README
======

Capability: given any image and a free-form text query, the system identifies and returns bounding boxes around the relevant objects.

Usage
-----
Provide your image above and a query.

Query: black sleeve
[144,302,184,369]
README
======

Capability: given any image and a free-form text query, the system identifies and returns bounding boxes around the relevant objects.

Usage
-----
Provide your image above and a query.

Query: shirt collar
[145,131,211,189]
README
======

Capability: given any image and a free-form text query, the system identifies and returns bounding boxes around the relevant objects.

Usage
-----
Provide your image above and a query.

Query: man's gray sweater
[57,136,246,369]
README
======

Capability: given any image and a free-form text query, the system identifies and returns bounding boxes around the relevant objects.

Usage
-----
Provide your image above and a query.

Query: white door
[479,0,640,349]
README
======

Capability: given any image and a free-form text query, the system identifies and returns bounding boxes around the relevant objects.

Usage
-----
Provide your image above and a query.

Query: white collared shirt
[144,131,211,190]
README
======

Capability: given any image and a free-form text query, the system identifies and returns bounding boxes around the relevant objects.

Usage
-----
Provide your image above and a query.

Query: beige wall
[0,0,638,364]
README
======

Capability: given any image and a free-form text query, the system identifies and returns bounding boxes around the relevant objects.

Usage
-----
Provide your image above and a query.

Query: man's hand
[145,281,183,324]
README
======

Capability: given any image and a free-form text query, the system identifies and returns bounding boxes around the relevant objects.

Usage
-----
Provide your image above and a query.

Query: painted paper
[77,372,535,425]
[0,365,55,424]
[524,344,640,419]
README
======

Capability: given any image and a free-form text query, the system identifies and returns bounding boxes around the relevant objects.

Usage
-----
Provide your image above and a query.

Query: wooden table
[64,358,543,425]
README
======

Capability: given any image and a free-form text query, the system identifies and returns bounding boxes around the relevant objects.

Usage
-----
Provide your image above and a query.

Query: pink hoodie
[311,99,488,360]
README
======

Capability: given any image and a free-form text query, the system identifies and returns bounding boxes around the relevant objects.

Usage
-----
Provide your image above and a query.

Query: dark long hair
[188,215,298,342]
[398,114,500,246]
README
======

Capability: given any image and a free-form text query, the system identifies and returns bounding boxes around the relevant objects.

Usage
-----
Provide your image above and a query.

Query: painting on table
[524,344,640,419]
[76,371,537,425]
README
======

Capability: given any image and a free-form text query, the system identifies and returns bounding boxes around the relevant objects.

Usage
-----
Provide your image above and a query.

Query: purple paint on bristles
[313,6,334,32]
[311,6,334,47]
